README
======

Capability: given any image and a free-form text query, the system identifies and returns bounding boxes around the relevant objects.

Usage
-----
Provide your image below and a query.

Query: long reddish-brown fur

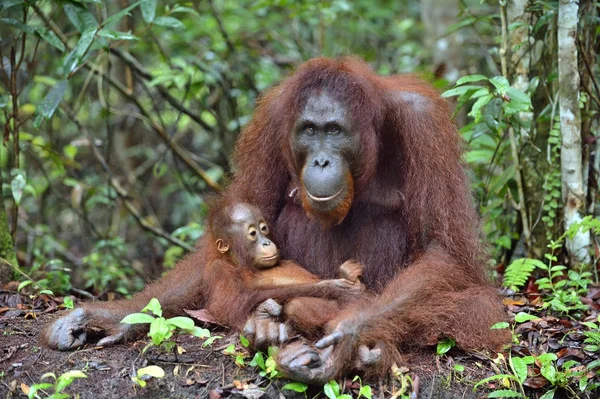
[43,57,508,380]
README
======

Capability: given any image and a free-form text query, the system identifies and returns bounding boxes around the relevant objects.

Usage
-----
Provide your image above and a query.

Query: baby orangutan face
[215,203,280,269]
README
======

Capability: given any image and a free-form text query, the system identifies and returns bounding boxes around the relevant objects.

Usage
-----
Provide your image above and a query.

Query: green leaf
[142,297,162,317]
[167,316,195,330]
[323,380,339,399]
[103,1,142,27]
[149,317,171,345]
[240,334,250,347]
[510,357,528,383]
[541,364,556,384]
[359,385,372,399]
[487,390,523,398]
[536,353,557,365]
[63,296,74,309]
[37,29,65,52]
[63,3,98,33]
[436,338,455,355]
[0,0,24,12]
[249,352,265,369]
[62,29,98,75]
[514,312,540,323]
[0,18,36,35]
[489,76,510,94]
[454,364,465,372]
[17,280,33,292]
[58,370,87,380]
[473,374,518,389]
[456,74,488,85]
[539,389,555,399]
[503,258,544,290]
[491,322,510,330]
[35,80,68,125]
[97,29,138,41]
[191,327,210,338]
[153,16,184,29]
[441,84,483,98]
[121,313,155,324]
[282,382,308,393]
[11,172,26,205]
[137,365,164,378]
[141,0,157,23]
[468,93,493,122]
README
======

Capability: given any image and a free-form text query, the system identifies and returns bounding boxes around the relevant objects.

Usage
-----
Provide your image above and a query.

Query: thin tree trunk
[0,171,17,282]
[558,0,590,265]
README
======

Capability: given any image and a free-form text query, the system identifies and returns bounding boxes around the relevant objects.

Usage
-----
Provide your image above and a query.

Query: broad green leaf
[541,364,556,383]
[103,1,142,27]
[240,335,250,347]
[191,327,210,338]
[436,338,455,355]
[35,80,68,124]
[536,353,557,364]
[97,29,138,41]
[514,312,540,323]
[539,389,555,399]
[487,390,523,398]
[37,28,65,52]
[137,365,165,378]
[63,3,98,33]
[11,172,26,205]
[0,18,36,35]
[149,317,170,345]
[141,0,157,23]
[359,385,373,399]
[468,93,493,122]
[489,76,510,94]
[167,316,195,330]
[442,84,483,98]
[142,297,162,317]
[121,313,155,324]
[0,0,24,11]
[282,382,308,392]
[510,357,527,383]
[473,374,518,389]
[456,74,488,85]
[153,16,184,29]
[17,280,33,292]
[323,381,339,399]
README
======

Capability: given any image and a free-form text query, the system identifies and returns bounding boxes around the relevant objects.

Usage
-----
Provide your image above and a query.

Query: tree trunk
[0,188,17,283]
[558,0,590,265]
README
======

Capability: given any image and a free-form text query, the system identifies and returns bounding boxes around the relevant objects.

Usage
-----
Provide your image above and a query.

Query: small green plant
[390,363,414,399]
[352,375,373,399]
[323,379,351,399]
[249,346,280,379]
[282,382,308,396]
[27,370,87,399]
[121,298,214,352]
[131,365,165,388]
[62,296,74,309]
[436,337,456,356]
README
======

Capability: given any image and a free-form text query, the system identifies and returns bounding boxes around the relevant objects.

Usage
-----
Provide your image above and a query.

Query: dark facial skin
[217,204,279,268]
[291,92,361,214]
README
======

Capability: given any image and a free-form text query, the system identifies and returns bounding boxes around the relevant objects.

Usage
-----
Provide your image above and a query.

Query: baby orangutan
[201,200,365,343]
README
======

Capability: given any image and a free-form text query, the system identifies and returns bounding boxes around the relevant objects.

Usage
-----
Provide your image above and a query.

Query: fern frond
[503,258,545,291]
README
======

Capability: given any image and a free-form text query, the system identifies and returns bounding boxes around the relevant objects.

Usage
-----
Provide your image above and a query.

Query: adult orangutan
[43,57,509,383]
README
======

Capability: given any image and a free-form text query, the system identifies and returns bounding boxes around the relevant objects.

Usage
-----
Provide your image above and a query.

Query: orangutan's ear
[216,239,229,254]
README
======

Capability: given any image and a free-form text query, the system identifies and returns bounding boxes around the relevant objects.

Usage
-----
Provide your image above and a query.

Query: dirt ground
[0,292,586,399]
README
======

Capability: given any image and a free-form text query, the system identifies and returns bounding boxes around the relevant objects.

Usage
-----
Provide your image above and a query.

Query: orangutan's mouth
[305,187,344,202]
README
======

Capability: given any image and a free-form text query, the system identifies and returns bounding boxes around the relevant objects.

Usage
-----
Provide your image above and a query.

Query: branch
[61,106,195,252]
[31,4,222,191]
[108,48,215,132]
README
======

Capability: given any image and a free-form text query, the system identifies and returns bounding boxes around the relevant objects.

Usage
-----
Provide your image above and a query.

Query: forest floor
[0,290,597,399]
